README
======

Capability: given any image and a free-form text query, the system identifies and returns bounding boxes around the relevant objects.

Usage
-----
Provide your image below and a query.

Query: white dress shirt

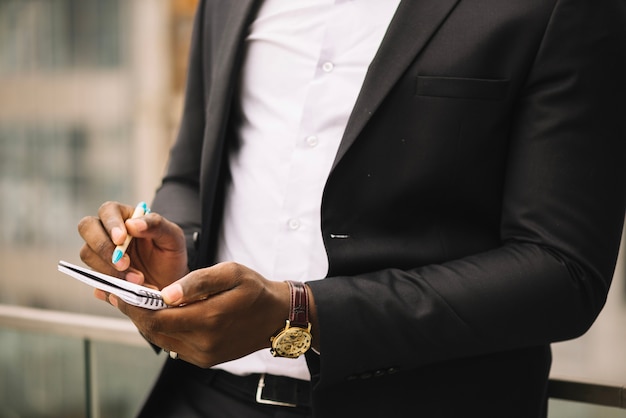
[214,0,400,380]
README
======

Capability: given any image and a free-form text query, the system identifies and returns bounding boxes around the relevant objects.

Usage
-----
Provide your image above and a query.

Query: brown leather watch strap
[286,281,309,328]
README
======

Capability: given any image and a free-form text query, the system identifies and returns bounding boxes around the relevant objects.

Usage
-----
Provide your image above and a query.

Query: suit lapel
[199,0,260,195]
[332,0,462,169]
[206,0,260,88]
[198,0,261,262]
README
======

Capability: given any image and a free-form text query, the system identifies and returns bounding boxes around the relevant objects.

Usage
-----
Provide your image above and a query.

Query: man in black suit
[78,0,626,416]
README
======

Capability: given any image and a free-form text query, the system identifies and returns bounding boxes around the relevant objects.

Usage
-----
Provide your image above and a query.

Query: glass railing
[0,303,624,417]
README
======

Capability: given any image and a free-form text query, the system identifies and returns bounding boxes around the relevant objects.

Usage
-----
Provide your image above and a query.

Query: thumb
[160,268,219,306]
[161,282,185,306]
[126,212,186,253]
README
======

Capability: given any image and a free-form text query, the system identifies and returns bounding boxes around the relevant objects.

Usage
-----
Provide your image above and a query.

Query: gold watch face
[271,326,312,358]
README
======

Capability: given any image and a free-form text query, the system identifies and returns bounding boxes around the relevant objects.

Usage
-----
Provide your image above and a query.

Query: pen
[112,201,150,264]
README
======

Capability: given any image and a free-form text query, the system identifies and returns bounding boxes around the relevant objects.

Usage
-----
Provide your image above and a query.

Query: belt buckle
[255,373,297,407]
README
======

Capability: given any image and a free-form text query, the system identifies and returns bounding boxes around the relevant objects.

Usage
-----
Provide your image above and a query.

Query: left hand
[100,262,291,367]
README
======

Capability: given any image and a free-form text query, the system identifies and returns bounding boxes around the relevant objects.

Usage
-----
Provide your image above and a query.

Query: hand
[109,262,291,367]
[78,201,188,290]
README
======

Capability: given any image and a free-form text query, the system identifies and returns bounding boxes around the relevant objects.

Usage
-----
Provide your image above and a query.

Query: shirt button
[288,219,301,230]
[322,61,334,73]
[306,135,319,147]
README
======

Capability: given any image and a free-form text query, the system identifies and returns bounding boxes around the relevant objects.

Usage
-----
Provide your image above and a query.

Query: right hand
[78,201,189,290]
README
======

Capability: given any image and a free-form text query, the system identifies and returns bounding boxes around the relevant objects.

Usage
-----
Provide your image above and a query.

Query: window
[0,0,124,73]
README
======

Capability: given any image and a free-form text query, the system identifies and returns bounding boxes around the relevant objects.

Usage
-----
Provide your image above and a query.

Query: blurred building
[0,1,197,416]
[0,0,197,316]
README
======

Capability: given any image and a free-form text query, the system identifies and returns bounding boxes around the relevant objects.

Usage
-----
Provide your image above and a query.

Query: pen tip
[112,249,123,264]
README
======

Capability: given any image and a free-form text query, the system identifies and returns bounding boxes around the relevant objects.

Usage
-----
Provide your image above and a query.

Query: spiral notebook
[57,260,167,310]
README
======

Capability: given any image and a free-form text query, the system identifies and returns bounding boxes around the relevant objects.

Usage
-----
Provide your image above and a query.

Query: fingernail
[112,249,123,264]
[109,295,119,308]
[161,283,183,305]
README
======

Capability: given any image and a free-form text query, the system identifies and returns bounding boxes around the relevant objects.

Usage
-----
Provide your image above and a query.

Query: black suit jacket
[151,0,626,416]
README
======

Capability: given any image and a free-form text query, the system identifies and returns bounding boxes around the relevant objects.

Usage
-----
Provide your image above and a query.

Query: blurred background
[0,0,624,417]
[0,0,196,416]
[0,0,194,315]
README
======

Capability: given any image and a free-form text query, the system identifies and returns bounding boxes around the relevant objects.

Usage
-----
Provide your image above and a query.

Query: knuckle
[94,239,111,257]
[145,213,161,233]
[78,244,91,262]
[195,345,217,369]
[146,211,161,224]
[196,338,215,354]
[77,215,96,235]
[98,200,117,213]
[221,261,243,277]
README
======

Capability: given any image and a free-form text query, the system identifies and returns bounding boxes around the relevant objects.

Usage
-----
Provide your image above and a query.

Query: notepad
[57,260,167,310]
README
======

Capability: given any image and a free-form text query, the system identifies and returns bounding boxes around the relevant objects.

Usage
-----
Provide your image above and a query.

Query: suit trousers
[137,358,313,418]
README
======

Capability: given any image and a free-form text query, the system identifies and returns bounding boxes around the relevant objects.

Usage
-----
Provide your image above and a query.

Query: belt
[208,369,312,409]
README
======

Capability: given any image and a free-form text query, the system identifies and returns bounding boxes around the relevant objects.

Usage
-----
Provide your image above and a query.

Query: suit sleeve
[308,0,626,387]
[151,0,207,267]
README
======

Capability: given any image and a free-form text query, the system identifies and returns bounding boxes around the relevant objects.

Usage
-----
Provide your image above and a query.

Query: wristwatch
[270,281,312,358]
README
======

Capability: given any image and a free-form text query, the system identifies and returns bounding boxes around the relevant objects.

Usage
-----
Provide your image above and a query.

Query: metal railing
[0,304,147,418]
[0,303,625,415]
[548,378,625,409]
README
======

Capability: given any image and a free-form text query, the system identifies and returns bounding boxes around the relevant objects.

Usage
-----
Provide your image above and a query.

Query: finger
[112,296,180,345]
[78,218,125,277]
[124,267,146,286]
[160,282,185,306]
[160,262,241,306]
[98,201,138,244]
[111,294,150,320]
[154,335,182,357]
[78,202,136,272]
[94,288,108,302]
[125,212,186,254]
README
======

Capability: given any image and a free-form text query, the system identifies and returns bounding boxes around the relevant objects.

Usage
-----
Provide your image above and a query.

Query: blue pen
[112,201,150,264]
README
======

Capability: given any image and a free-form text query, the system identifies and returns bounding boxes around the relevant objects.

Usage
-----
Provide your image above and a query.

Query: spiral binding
[138,290,166,309]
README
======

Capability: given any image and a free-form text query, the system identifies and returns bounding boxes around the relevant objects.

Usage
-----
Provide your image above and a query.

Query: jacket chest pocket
[416,76,510,101]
